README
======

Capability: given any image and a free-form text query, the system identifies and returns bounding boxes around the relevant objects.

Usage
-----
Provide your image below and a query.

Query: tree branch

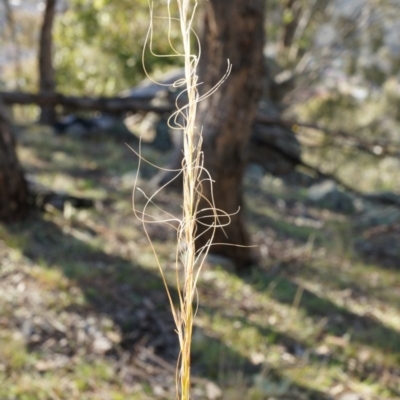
[256,114,400,158]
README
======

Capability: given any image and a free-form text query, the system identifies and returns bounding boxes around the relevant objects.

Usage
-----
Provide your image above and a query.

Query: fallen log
[0,89,302,169]
[0,90,173,113]
[2,90,398,159]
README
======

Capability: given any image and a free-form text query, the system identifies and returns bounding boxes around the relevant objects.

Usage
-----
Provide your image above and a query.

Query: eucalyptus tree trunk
[195,0,265,270]
[2,0,22,88]
[278,0,303,57]
[38,0,57,124]
[0,99,29,222]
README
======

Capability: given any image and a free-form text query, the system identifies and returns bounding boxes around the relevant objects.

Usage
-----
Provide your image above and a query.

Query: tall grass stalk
[133,2,231,399]
[176,2,202,399]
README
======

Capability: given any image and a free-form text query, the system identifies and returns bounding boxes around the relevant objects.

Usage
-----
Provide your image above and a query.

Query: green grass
[0,124,399,399]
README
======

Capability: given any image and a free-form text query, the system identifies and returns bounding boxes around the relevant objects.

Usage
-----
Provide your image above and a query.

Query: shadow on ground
[6,214,178,359]
[242,269,400,356]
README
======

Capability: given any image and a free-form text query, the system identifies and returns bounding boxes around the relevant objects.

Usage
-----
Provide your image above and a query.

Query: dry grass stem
[132,2,232,399]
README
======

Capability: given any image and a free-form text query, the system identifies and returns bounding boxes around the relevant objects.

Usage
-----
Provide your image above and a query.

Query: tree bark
[195,0,265,270]
[0,98,29,222]
[279,0,302,54]
[38,0,57,124]
[2,0,22,89]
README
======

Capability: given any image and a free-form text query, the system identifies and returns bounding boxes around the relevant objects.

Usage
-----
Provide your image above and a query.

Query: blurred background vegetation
[1,0,183,95]
[1,1,400,399]
[1,0,399,192]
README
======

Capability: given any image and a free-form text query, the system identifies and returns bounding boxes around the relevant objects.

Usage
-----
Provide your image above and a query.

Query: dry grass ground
[0,124,399,399]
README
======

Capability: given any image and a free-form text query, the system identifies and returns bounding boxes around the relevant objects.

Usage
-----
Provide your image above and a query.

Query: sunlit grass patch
[195,255,400,397]
[0,334,31,372]
[2,95,399,399]
[29,264,70,292]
